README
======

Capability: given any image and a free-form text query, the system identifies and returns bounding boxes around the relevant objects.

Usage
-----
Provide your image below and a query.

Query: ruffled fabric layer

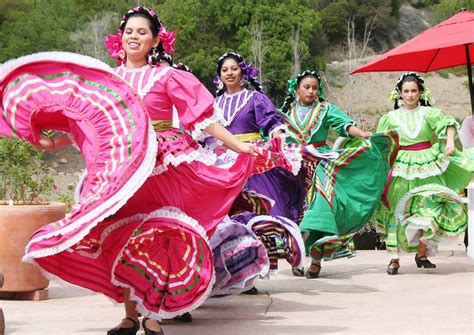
[392,184,467,255]
[0,52,245,317]
[301,131,400,262]
[35,207,215,319]
[232,212,305,274]
[209,217,269,297]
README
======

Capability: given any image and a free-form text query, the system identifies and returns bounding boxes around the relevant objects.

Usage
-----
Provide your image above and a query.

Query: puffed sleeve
[253,92,287,137]
[377,114,392,132]
[425,107,459,139]
[164,69,220,139]
[325,103,356,137]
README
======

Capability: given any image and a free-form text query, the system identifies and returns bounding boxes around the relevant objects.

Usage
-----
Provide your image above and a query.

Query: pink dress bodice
[114,64,215,133]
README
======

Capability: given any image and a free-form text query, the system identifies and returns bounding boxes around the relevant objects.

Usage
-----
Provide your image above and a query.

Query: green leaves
[0,138,54,205]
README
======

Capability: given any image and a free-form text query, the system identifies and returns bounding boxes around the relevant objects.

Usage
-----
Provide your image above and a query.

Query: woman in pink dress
[0,7,293,335]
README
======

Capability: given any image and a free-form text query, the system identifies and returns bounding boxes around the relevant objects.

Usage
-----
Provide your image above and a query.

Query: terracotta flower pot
[0,202,66,292]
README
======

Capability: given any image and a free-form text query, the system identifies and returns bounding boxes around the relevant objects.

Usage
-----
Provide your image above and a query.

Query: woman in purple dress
[208,52,306,282]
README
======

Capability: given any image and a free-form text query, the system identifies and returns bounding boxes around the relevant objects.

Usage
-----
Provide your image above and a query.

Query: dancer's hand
[444,141,455,156]
[237,142,258,156]
[360,131,373,139]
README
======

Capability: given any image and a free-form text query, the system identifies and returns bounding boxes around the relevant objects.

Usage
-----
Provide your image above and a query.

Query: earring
[218,80,224,90]
[118,49,126,60]
[239,79,245,87]
[148,47,158,66]
[295,93,300,102]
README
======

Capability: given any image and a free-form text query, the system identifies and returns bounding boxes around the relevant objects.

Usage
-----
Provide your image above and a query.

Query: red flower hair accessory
[104,30,125,66]
[158,27,177,54]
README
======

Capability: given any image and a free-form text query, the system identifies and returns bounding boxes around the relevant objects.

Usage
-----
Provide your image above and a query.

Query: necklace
[296,102,315,125]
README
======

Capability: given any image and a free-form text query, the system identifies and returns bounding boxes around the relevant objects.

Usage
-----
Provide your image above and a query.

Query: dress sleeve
[253,92,287,137]
[425,107,460,139]
[326,103,356,137]
[164,69,220,139]
[377,114,392,132]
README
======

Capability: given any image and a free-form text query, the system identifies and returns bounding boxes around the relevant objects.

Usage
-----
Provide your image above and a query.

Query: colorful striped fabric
[0,52,155,260]
[395,183,467,254]
[232,212,305,273]
[0,52,216,318]
[209,218,269,296]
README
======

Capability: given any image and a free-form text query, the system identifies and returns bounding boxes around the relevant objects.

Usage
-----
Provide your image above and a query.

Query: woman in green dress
[279,70,398,278]
[376,72,470,275]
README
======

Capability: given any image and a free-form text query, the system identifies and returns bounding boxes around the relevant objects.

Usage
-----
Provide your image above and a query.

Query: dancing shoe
[415,254,436,268]
[172,312,192,323]
[305,263,321,279]
[143,318,164,335]
[107,317,139,335]
[292,267,305,277]
[387,259,399,275]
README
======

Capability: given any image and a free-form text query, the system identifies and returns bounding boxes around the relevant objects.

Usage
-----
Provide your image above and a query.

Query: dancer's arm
[204,123,257,156]
[444,126,456,155]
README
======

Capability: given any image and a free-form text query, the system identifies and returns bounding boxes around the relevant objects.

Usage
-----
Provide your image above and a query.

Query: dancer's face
[220,58,244,93]
[122,16,159,65]
[400,81,421,110]
[297,76,318,106]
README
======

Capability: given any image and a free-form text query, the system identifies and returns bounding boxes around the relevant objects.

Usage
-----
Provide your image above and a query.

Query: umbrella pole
[465,44,474,115]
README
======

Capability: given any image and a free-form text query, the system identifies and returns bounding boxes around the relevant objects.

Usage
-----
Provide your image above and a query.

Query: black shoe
[143,318,164,335]
[415,254,436,268]
[387,259,399,275]
[107,317,139,335]
[305,263,321,279]
[242,286,259,295]
[292,267,305,277]
[172,312,192,323]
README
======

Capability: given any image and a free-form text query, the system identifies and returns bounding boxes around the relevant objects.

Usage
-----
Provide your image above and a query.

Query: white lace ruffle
[23,124,158,261]
[268,124,288,138]
[138,66,173,99]
[151,147,217,176]
[395,184,464,256]
[391,157,450,180]
[190,104,223,142]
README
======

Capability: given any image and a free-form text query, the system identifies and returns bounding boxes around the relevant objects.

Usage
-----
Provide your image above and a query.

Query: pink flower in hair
[105,30,125,66]
[158,28,177,54]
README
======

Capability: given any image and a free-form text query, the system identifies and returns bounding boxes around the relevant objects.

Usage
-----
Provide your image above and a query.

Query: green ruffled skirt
[375,144,472,254]
[300,131,399,262]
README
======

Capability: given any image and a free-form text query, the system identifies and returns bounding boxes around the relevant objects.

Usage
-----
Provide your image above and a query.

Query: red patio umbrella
[351,9,474,114]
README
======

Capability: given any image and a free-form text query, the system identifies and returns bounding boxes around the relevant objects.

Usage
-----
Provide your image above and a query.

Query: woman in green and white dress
[278,70,399,278]
[376,72,471,275]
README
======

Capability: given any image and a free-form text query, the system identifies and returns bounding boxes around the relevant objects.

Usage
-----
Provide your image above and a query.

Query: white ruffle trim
[138,66,173,99]
[190,107,223,142]
[268,124,288,138]
[0,51,116,81]
[391,157,450,180]
[23,124,158,261]
[151,147,217,176]
[437,120,460,140]
[110,206,216,320]
[395,184,464,255]
[343,122,357,137]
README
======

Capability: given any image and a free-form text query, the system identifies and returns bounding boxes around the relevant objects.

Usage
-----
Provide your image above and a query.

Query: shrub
[0,137,54,205]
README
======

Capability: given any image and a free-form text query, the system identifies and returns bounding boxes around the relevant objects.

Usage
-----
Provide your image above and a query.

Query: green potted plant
[0,137,66,297]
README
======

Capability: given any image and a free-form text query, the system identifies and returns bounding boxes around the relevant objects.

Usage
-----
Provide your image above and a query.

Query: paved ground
[2,241,473,335]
